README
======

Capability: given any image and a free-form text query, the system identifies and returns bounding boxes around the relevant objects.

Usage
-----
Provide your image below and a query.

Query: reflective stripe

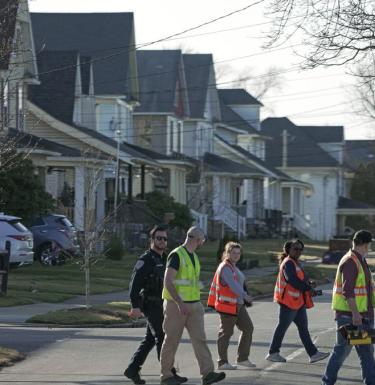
[218,295,237,303]
[174,279,193,285]
[287,290,300,298]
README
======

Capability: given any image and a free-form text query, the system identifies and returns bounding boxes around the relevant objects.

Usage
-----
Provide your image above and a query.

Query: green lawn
[1,239,332,308]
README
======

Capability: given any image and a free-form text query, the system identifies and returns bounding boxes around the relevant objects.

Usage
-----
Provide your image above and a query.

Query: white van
[0,214,34,265]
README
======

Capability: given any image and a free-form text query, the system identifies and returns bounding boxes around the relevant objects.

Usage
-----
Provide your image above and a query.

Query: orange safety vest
[207,260,238,315]
[274,257,313,310]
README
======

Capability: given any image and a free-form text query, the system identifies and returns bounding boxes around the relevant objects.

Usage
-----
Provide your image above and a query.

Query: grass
[0,347,26,369]
[26,301,136,326]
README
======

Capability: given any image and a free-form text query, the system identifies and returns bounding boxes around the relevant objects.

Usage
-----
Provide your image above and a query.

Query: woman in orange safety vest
[265,239,329,364]
[207,242,255,370]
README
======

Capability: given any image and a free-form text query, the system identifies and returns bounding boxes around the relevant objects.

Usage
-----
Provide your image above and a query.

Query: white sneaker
[309,351,330,363]
[236,360,256,368]
[218,362,237,370]
[265,352,286,362]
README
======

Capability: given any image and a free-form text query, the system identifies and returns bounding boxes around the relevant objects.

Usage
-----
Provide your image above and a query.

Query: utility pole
[113,128,121,232]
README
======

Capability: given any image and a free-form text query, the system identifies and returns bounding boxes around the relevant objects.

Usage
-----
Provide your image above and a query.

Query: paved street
[0,288,367,385]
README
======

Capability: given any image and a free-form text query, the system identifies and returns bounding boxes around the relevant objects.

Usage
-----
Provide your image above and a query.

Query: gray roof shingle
[338,196,375,209]
[300,125,344,143]
[31,12,135,97]
[261,117,340,168]
[135,50,181,113]
[29,50,78,125]
[218,88,263,106]
[203,152,265,175]
[183,54,212,119]
[345,140,375,168]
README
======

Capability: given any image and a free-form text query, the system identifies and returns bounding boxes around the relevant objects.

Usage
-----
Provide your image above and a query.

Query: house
[26,49,157,230]
[133,50,194,205]
[0,0,38,134]
[261,117,345,240]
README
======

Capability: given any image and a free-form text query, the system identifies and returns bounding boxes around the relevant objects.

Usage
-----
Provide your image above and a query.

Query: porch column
[127,164,133,202]
[246,179,254,219]
[337,214,346,235]
[213,175,221,219]
[290,187,295,216]
[74,166,85,231]
[140,164,145,200]
[96,169,106,229]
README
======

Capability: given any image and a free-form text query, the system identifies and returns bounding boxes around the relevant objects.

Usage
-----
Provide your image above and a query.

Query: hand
[244,294,253,305]
[309,280,317,289]
[177,301,189,316]
[128,308,143,319]
[352,311,362,326]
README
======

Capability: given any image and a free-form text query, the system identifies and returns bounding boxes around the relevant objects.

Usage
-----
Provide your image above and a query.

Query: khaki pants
[217,304,254,366]
[160,300,214,379]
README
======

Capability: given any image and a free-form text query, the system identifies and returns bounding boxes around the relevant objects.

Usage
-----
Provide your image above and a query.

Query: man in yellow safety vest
[322,230,375,385]
[160,226,225,385]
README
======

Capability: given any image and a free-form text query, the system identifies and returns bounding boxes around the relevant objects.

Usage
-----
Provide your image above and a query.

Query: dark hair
[353,230,373,245]
[150,224,168,239]
[278,239,304,264]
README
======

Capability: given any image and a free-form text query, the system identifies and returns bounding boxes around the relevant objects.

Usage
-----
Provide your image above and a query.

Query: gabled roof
[338,196,375,210]
[261,117,340,168]
[0,0,19,70]
[215,134,291,180]
[135,50,181,113]
[8,128,81,157]
[300,125,344,143]
[183,53,212,119]
[345,140,375,168]
[218,98,259,134]
[218,88,263,106]
[31,12,135,97]
[203,152,265,176]
[29,50,78,125]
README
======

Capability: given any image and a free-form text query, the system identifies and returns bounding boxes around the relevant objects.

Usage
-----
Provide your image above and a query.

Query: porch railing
[190,209,208,235]
[216,206,246,238]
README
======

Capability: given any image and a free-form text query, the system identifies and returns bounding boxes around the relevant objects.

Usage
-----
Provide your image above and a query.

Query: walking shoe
[265,352,286,363]
[309,351,330,363]
[218,362,237,370]
[202,371,226,385]
[124,368,146,385]
[171,367,188,383]
[161,376,184,385]
[236,359,256,368]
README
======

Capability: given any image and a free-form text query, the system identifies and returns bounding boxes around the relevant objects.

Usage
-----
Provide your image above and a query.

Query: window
[0,80,9,130]
[177,121,182,152]
[16,83,24,130]
[169,120,175,153]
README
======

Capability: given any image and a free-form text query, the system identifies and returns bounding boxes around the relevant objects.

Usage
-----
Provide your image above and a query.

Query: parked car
[29,214,80,265]
[322,238,351,264]
[0,213,34,265]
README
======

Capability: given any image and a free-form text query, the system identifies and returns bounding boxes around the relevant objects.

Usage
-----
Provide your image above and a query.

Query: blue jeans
[321,316,375,385]
[269,304,317,357]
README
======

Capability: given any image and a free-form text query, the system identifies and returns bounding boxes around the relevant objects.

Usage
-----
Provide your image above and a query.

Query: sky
[28,0,374,140]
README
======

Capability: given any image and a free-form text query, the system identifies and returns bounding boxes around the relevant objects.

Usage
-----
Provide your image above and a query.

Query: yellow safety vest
[162,246,201,302]
[332,251,375,312]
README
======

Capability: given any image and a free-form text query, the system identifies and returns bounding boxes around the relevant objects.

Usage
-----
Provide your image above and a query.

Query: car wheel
[37,243,65,266]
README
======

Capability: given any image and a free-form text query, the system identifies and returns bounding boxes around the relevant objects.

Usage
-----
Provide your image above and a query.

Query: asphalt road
[0,289,367,385]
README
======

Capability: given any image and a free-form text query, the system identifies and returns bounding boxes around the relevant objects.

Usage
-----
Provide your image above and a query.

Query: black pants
[127,303,164,373]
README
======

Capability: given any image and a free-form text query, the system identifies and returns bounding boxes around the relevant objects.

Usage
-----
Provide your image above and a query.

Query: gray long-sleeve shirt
[220,265,247,304]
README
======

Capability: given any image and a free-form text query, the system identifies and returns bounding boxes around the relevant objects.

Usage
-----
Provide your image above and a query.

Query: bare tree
[265,0,375,69]
[74,150,116,307]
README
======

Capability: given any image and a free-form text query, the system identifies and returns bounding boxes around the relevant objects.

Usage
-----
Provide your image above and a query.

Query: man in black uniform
[124,225,187,385]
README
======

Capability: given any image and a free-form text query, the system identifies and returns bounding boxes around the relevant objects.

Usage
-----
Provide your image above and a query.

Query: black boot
[171,367,188,384]
[124,368,146,385]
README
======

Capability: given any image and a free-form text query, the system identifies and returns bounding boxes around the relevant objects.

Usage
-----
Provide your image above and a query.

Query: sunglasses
[292,247,303,251]
[155,236,168,242]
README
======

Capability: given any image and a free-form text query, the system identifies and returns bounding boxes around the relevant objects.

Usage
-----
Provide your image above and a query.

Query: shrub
[105,235,125,260]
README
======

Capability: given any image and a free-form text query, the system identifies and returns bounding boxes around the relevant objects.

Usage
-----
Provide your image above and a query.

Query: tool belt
[339,324,375,345]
